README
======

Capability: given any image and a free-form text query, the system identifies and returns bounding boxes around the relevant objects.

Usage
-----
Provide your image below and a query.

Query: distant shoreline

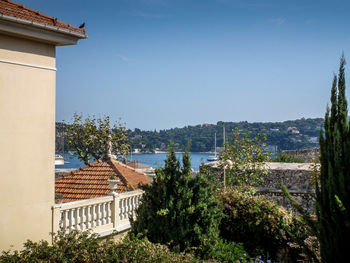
[130,152,213,155]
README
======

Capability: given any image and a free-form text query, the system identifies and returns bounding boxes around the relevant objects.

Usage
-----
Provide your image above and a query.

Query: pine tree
[318,54,350,262]
[131,142,222,253]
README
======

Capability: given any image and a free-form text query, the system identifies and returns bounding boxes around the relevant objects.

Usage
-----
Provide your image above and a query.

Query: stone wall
[260,163,314,191]
[205,162,316,214]
[256,162,315,214]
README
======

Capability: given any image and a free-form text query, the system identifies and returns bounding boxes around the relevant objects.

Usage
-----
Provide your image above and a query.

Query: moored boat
[207,133,218,162]
[55,154,65,165]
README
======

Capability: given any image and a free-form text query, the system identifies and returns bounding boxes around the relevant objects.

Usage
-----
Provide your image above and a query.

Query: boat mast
[214,132,217,157]
[130,145,133,161]
[223,125,225,149]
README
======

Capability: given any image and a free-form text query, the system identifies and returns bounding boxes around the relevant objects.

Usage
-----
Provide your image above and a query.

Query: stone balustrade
[52,190,143,237]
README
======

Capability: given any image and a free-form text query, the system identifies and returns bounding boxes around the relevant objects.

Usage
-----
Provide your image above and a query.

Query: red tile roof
[55,159,150,203]
[0,0,86,36]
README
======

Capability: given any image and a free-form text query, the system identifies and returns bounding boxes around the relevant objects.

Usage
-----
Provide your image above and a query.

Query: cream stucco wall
[0,33,56,250]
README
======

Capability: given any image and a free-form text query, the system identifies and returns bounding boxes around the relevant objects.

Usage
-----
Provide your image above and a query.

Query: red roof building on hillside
[0,0,86,39]
[55,159,151,203]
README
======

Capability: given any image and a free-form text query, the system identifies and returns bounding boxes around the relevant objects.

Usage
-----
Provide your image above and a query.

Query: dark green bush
[0,231,200,263]
[219,188,310,262]
[204,239,249,263]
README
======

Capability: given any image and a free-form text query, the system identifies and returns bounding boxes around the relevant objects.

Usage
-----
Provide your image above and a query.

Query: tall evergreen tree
[131,142,222,253]
[318,54,350,262]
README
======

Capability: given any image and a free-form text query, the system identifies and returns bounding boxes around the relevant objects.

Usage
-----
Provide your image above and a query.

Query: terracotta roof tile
[0,0,86,36]
[55,159,150,203]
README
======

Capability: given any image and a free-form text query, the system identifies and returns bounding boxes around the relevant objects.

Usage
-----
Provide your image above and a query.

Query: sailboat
[55,134,65,165]
[55,154,65,165]
[207,133,218,162]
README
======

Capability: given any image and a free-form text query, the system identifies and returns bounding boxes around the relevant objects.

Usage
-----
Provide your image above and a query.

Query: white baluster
[123,198,126,219]
[90,205,94,228]
[129,197,133,218]
[132,196,136,217]
[91,205,96,227]
[69,209,75,232]
[75,207,81,230]
[81,206,86,230]
[105,202,110,224]
[73,208,77,230]
[66,209,70,232]
[59,210,64,231]
[95,204,99,227]
[102,202,107,225]
[107,202,112,224]
[126,198,130,218]
[102,202,106,225]
[87,206,92,228]
[123,198,128,219]
[100,203,104,225]
[118,199,123,220]
[63,210,69,233]
[135,196,139,211]
[134,196,138,216]
[97,204,102,226]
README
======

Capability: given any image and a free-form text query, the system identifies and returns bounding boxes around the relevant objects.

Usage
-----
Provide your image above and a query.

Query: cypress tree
[318,54,350,262]
[131,142,222,253]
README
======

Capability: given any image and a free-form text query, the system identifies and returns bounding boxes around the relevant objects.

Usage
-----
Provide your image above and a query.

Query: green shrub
[204,239,249,263]
[219,188,310,262]
[270,153,305,163]
[0,231,200,263]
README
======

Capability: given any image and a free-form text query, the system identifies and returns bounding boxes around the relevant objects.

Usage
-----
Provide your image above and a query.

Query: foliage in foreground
[317,54,350,262]
[131,143,224,256]
[281,183,320,263]
[0,231,199,263]
[65,114,129,165]
[205,239,250,262]
[219,187,311,262]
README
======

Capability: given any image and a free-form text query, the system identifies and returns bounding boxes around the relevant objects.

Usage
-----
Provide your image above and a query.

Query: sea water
[57,153,212,172]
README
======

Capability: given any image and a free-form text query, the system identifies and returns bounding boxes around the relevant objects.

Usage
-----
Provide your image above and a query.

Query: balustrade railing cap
[108,191,119,197]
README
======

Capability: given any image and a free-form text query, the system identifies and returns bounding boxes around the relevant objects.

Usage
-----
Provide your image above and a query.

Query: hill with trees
[57,118,323,154]
[127,118,323,153]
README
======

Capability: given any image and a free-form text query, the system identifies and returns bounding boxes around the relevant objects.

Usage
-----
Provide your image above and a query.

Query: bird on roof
[79,22,85,29]
[53,17,57,26]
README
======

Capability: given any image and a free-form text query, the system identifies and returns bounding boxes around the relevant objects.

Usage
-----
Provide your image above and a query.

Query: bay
[57,152,212,172]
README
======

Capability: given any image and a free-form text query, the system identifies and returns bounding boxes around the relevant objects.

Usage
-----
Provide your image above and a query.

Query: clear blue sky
[19,0,350,130]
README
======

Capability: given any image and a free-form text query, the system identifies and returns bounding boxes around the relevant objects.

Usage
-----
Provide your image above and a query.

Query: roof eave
[0,14,87,46]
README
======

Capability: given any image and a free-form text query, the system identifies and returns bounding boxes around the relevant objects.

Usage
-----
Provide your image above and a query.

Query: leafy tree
[131,143,222,255]
[317,54,350,262]
[65,114,129,165]
[219,129,269,188]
